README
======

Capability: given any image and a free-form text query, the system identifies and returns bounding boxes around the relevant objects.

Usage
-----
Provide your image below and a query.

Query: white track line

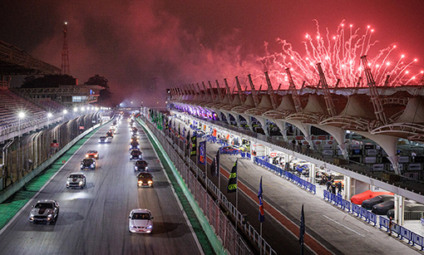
[323,215,365,237]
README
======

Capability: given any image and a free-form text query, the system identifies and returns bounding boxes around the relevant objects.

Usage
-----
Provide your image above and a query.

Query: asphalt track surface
[0,120,202,255]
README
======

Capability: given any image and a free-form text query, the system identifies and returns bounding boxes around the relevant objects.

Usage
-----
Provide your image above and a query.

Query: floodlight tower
[61,21,70,75]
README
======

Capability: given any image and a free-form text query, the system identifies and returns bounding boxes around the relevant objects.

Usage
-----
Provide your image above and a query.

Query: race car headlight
[135,166,138,170]
[147,225,153,229]
[148,181,153,184]
[91,164,95,167]
[138,181,142,184]
[80,165,83,168]
[66,181,70,184]
[30,212,34,217]
[85,155,89,158]
[79,181,83,185]
[145,167,148,170]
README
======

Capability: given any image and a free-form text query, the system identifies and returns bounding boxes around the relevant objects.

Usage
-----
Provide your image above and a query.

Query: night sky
[1,0,423,106]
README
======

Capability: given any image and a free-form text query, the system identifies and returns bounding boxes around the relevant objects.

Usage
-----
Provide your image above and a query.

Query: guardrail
[254,157,316,195]
[323,190,424,250]
[141,116,277,255]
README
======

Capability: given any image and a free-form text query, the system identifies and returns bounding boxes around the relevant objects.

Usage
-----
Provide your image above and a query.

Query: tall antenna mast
[61,21,70,75]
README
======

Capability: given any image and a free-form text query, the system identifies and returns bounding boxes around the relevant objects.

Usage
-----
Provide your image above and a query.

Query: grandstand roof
[0,40,61,75]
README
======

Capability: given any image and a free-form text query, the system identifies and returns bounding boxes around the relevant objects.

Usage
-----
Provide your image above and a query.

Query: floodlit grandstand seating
[37,98,65,112]
[0,88,61,136]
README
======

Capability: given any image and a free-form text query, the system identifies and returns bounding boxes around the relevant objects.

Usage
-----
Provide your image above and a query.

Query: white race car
[128,209,154,234]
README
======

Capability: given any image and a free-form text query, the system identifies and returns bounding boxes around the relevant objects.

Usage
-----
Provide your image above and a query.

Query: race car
[106,130,114,138]
[130,149,143,160]
[85,150,99,159]
[81,158,96,170]
[29,200,60,225]
[99,136,112,143]
[134,160,148,171]
[362,195,394,210]
[129,141,140,150]
[137,172,153,187]
[128,209,154,233]
[66,173,86,189]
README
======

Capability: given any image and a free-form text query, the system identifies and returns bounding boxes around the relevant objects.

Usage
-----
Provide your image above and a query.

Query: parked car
[134,160,148,171]
[29,200,60,224]
[220,146,240,153]
[351,190,394,205]
[137,172,153,187]
[362,195,394,210]
[387,203,424,219]
[128,209,154,233]
[372,200,395,215]
[66,173,86,189]
[81,158,96,170]
[85,150,99,159]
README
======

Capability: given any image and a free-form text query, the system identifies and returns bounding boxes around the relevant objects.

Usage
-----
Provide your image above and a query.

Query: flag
[227,160,237,193]
[198,141,206,164]
[185,131,191,156]
[211,150,219,176]
[190,134,197,156]
[258,177,265,222]
[299,204,305,246]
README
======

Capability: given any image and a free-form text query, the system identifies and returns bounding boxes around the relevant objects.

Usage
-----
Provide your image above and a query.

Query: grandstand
[0,88,63,140]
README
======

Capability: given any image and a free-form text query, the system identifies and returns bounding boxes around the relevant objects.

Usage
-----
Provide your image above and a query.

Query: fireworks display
[261,20,422,88]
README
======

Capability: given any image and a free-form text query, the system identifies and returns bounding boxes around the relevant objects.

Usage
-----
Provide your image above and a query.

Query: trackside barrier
[400,227,412,243]
[140,117,278,255]
[322,190,424,251]
[0,118,107,204]
[379,216,389,231]
[254,157,316,195]
[368,212,377,226]
[412,233,424,250]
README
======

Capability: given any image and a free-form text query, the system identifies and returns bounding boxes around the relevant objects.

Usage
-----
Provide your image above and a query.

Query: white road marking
[323,215,365,237]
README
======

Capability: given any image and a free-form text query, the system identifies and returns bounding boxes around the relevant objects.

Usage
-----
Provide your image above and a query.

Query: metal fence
[143,117,277,255]
[323,189,424,250]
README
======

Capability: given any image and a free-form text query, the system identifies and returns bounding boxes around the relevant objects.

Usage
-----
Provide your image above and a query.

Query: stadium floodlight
[74,107,78,112]
[47,112,53,118]
[81,107,85,111]
[63,109,68,115]
[18,111,26,119]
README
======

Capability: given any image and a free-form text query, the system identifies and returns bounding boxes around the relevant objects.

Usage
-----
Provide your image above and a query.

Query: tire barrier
[254,157,316,195]
[323,189,424,250]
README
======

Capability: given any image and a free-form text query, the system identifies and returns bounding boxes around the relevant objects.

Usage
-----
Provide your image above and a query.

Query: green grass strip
[0,125,101,230]
[138,118,224,255]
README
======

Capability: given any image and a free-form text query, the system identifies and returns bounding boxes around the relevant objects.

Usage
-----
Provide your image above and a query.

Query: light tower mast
[61,21,70,75]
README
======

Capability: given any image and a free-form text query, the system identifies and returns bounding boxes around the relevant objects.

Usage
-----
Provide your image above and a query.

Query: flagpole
[205,140,207,187]
[260,222,263,255]
[235,168,239,230]
[218,161,221,204]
